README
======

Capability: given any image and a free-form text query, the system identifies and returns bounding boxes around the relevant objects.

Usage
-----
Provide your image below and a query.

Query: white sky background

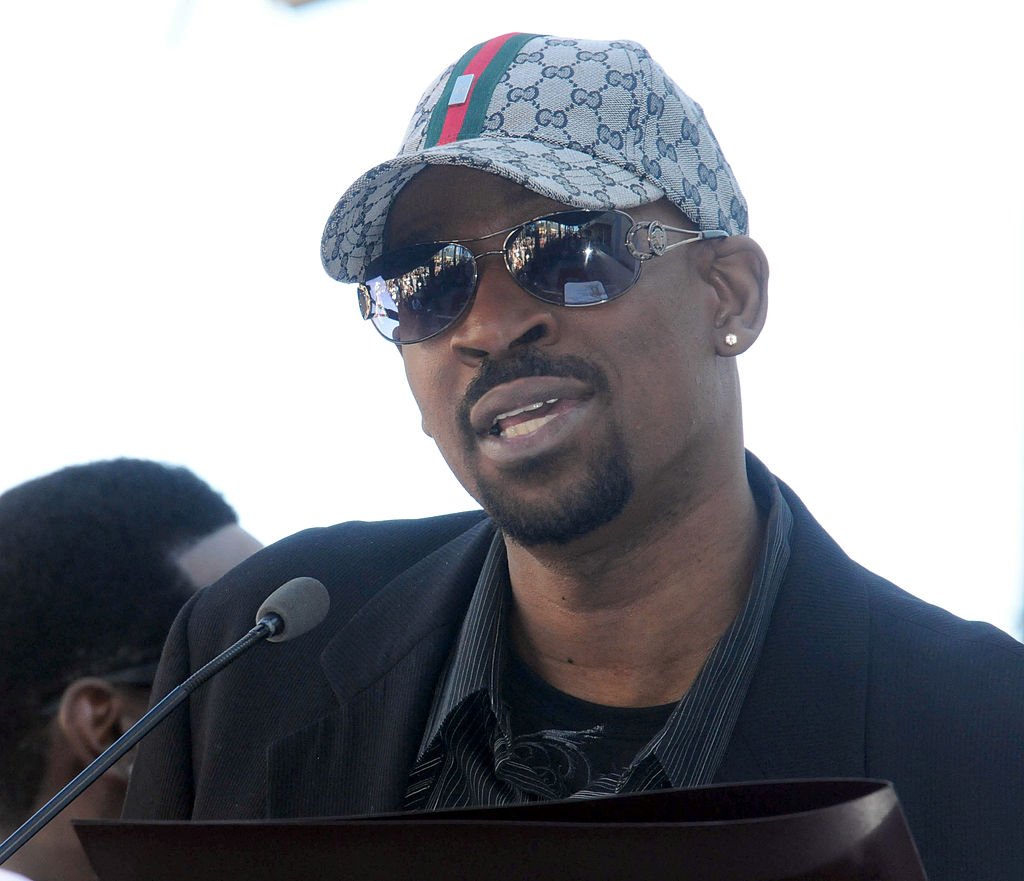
[1,1,1021,637]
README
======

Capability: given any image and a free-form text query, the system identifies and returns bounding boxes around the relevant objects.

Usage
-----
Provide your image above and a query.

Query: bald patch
[173,524,262,589]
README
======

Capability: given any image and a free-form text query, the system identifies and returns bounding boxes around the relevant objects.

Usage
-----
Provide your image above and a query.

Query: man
[123,34,1024,881]
[0,459,261,881]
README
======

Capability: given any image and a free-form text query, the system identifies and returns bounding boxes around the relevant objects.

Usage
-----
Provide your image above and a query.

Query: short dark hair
[0,459,239,824]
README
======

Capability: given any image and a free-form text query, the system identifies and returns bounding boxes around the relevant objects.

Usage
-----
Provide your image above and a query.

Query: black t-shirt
[503,651,676,797]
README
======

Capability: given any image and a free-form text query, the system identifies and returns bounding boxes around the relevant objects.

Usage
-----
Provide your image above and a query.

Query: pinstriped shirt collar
[419,530,511,747]
[415,452,793,791]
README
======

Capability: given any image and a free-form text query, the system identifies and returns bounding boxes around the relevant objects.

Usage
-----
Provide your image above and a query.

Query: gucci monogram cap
[321,33,748,284]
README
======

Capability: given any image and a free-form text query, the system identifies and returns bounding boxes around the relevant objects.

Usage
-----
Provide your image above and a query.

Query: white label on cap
[449,74,474,107]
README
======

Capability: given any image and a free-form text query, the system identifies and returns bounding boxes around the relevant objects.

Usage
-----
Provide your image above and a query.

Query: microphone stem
[0,616,280,863]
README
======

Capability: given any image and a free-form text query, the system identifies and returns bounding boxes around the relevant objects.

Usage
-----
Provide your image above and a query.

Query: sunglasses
[357,209,727,344]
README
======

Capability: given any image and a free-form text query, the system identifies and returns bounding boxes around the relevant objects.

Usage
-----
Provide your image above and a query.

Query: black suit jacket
[125,481,1024,881]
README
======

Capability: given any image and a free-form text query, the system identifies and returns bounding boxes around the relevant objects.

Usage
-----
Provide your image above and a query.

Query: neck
[504,458,765,708]
[4,764,126,881]
[2,807,92,881]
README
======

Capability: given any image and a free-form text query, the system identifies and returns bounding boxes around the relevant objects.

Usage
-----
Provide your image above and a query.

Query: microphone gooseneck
[0,576,330,864]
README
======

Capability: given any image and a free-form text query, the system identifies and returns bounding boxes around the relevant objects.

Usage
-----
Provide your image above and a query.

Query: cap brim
[320,136,666,284]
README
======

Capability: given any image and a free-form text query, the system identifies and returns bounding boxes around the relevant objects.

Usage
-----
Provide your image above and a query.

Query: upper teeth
[492,398,559,426]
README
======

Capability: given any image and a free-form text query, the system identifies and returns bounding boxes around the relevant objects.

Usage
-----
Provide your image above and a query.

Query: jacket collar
[319,517,497,703]
[267,518,496,817]
[717,479,870,782]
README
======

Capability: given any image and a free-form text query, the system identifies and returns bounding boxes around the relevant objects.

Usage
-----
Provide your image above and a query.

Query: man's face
[389,166,737,549]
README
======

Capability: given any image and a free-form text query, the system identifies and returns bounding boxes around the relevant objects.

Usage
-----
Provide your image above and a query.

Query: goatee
[458,349,633,546]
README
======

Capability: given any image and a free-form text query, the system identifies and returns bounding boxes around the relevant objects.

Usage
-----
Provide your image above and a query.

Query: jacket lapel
[716,482,870,782]
[267,518,496,817]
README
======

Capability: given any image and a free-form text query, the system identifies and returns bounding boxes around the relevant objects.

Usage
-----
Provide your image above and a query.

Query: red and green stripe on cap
[423,33,539,148]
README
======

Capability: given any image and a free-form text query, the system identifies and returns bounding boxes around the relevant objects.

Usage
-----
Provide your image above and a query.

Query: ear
[703,235,769,356]
[56,678,145,783]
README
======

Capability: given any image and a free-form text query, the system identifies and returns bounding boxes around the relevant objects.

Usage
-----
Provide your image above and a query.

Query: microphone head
[256,577,330,643]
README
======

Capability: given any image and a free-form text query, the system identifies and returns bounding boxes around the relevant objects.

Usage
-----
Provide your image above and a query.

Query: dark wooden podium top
[77,778,927,881]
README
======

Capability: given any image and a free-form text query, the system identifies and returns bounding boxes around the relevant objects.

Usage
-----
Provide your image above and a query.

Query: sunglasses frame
[358,209,728,345]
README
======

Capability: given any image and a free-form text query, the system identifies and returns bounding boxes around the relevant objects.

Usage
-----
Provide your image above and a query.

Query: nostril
[512,324,547,348]
[453,342,490,365]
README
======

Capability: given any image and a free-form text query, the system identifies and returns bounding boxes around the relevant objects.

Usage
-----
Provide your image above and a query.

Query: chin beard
[456,348,631,546]
[474,435,633,547]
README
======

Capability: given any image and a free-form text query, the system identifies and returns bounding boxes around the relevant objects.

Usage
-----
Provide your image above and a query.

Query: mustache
[457,349,609,430]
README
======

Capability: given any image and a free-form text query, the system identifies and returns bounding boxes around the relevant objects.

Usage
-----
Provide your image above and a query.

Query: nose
[447,254,560,364]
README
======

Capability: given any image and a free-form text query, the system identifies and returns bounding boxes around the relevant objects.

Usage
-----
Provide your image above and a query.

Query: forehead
[386,166,569,248]
[384,165,693,250]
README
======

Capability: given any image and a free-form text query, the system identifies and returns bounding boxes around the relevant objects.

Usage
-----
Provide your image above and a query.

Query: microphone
[0,576,330,863]
[257,575,330,643]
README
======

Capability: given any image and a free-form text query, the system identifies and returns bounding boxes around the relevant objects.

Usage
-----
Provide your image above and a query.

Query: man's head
[321,35,767,550]
[322,34,748,286]
[0,459,261,875]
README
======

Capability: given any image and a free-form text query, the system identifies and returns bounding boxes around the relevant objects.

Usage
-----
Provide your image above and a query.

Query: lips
[455,351,610,468]
[488,398,560,437]
[469,377,592,438]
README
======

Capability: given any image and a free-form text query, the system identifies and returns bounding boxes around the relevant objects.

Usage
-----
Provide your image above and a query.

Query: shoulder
[779,475,1023,665]
[846,552,1024,880]
[180,509,491,651]
[864,571,1024,714]
[778,472,1023,723]
[865,566,1023,660]
[780,474,1023,664]
[128,510,492,820]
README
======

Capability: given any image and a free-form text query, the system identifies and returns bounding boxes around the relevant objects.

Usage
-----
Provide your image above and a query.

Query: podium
[77,778,927,880]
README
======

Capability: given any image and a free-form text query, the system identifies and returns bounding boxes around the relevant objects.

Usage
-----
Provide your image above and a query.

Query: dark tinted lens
[506,211,640,306]
[361,243,477,343]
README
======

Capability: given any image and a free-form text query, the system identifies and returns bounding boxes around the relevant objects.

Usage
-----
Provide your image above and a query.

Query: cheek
[402,352,437,436]
[401,347,460,442]
[601,304,714,441]
[604,301,705,384]
[401,348,484,495]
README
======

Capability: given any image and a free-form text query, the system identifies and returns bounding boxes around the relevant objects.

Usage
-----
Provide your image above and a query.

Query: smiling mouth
[488,399,561,438]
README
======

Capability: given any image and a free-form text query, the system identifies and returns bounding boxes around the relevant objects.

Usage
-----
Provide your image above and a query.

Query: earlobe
[704,235,769,356]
